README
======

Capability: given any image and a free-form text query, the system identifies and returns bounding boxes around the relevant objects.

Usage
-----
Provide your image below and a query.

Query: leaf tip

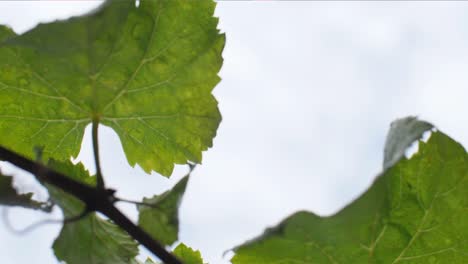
[383,116,434,170]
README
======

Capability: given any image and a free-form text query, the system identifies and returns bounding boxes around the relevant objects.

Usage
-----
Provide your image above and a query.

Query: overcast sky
[0,1,468,264]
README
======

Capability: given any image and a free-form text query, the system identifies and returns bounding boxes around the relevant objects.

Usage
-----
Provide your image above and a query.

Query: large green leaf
[0,0,224,176]
[0,172,50,211]
[232,130,468,263]
[47,160,138,264]
[138,174,189,246]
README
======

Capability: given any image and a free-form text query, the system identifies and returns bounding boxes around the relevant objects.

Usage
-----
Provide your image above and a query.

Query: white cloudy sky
[0,1,467,263]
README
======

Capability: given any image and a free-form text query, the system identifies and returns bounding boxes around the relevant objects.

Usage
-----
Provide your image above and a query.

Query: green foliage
[133,243,205,264]
[0,0,222,262]
[0,172,50,211]
[138,175,189,246]
[232,130,468,263]
[44,159,193,263]
[0,0,467,263]
[0,0,224,176]
[47,160,138,264]
[173,243,205,264]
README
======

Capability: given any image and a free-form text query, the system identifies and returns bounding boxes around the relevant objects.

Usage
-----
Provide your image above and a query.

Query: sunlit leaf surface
[0,0,224,176]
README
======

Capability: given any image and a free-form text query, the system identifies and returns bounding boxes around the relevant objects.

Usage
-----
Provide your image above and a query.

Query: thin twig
[0,145,182,264]
[2,207,89,235]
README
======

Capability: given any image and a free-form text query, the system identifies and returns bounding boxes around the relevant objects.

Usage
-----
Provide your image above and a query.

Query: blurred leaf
[138,175,189,246]
[233,129,468,263]
[174,243,204,264]
[143,259,158,264]
[0,172,50,211]
[47,160,138,264]
[132,243,204,264]
[0,0,224,176]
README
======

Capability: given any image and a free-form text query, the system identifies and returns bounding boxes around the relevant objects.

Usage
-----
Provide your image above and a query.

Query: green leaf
[0,172,51,211]
[232,130,468,263]
[132,243,204,264]
[47,160,138,264]
[0,25,15,42]
[130,257,160,264]
[383,116,433,170]
[173,243,204,264]
[143,258,158,264]
[0,0,224,176]
[138,174,189,246]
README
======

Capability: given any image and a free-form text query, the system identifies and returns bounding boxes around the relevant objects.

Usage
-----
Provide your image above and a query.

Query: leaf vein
[125,75,174,94]
[398,247,455,261]
[0,115,88,123]
[102,3,163,113]
[0,80,67,101]
[50,122,79,155]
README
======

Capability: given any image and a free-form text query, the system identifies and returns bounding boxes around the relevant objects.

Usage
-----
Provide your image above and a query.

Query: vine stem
[92,118,105,189]
[0,145,182,264]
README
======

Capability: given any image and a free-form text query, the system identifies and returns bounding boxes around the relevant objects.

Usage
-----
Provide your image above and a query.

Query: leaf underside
[233,129,468,263]
[0,0,224,176]
[383,116,433,170]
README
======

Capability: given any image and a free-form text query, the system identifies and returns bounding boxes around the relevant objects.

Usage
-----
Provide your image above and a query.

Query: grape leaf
[46,160,138,264]
[132,243,204,264]
[146,260,157,264]
[0,24,14,41]
[232,130,468,263]
[138,174,189,246]
[173,243,204,264]
[0,172,51,211]
[0,0,224,176]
